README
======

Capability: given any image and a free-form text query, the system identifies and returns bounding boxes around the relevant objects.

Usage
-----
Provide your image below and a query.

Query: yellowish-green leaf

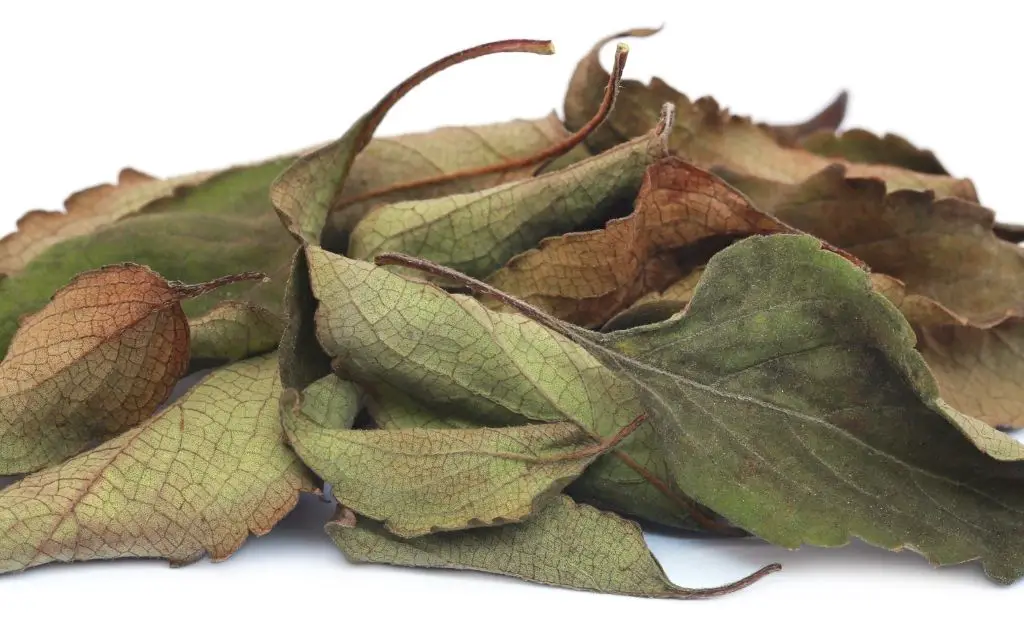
[0,354,315,574]
[189,300,283,371]
[328,495,778,597]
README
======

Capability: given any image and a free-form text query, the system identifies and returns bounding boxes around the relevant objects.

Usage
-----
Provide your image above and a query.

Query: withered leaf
[0,353,315,574]
[487,157,794,327]
[285,374,644,537]
[188,300,283,371]
[801,128,949,175]
[328,495,778,597]
[564,30,976,200]
[0,264,261,475]
[558,234,1024,583]
[724,165,1024,326]
[0,157,297,358]
[601,267,704,332]
[270,39,558,246]
[349,107,672,280]
[304,246,713,531]
[0,167,213,277]
[760,90,849,146]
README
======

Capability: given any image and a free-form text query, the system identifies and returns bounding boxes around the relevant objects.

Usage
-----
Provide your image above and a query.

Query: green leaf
[328,495,779,598]
[348,109,671,280]
[0,354,315,574]
[573,234,1024,583]
[0,157,297,358]
[285,397,641,537]
[270,39,557,246]
[189,300,283,371]
[304,246,719,532]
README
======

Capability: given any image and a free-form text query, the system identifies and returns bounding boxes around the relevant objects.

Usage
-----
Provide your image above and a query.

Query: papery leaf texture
[328,494,778,597]
[0,354,315,573]
[564,29,976,200]
[188,300,283,371]
[0,264,260,475]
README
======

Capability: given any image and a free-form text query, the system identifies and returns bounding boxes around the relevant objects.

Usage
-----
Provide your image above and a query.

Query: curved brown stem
[677,562,782,598]
[332,42,632,214]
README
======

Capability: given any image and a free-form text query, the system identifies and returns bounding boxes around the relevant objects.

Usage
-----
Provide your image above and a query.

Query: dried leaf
[188,300,283,371]
[0,168,213,276]
[873,275,1024,429]
[487,157,794,327]
[761,91,849,146]
[325,114,588,248]
[801,128,949,175]
[0,157,297,358]
[285,380,643,537]
[304,246,714,531]
[0,354,315,574]
[349,109,672,280]
[270,39,557,246]
[601,267,704,332]
[564,30,976,200]
[567,235,1024,583]
[328,495,778,597]
[725,165,1024,325]
[278,249,332,391]
[0,264,261,475]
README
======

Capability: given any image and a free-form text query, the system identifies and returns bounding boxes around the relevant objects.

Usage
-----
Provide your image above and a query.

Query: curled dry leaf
[305,246,717,531]
[328,494,779,598]
[284,369,645,537]
[0,264,263,475]
[759,90,849,146]
[349,115,671,279]
[801,128,949,175]
[569,235,1024,583]
[188,300,284,371]
[270,39,559,246]
[0,167,213,277]
[0,354,316,574]
[487,157,797,327]
[564,29,976,200]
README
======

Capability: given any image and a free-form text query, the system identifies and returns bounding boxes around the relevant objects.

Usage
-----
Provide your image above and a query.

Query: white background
[1,1,1023,631]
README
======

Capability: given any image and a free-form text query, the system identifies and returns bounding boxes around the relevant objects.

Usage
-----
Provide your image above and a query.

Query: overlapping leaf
[561,235,1024,583]
[285,370,644,537]
[0,354,315,574]
[564,29,977,200]
[303,246,713,530]
[328,495,778,598]
[0,264,261,475]
[487,157,795,327]
[801,128,948,175]
[189,300,283,370]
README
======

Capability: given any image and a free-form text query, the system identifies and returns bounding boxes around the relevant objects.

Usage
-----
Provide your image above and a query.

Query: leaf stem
[332,42,632,213]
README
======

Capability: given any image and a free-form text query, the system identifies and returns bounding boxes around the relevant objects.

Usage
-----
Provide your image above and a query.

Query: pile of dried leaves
[2,29,1023,598]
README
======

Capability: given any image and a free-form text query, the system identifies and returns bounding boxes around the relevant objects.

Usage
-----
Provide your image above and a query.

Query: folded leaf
[570,234,1024,583]
[304,246,713,531]
[270,39,557,246]
[0,264,261,475]
[873,275,1024,429]
[189,300,283,371]
[801,128,949,175]
[325,114,587,248]
[724,165,1024,326]
[0,354,315,574]
[286,386,643,537]
[487,157,794,327]
[350,108,672,279]
[328,495,778,597]
[0,157,297,357]
[279,249,332,391]
[601,267,703,332]
[564,30,976,200]
[0,167,213,276]
[762,91,849,146]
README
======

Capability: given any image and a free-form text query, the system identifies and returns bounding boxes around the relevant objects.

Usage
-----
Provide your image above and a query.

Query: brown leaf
[564,29,977,200]
[486,157,797,327]
[0,265,264,474]
[761,90,849,146]
[801,128,949,175]
[873,275,1024,429]
[725,165,1024,325]
[0,168,213,276]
